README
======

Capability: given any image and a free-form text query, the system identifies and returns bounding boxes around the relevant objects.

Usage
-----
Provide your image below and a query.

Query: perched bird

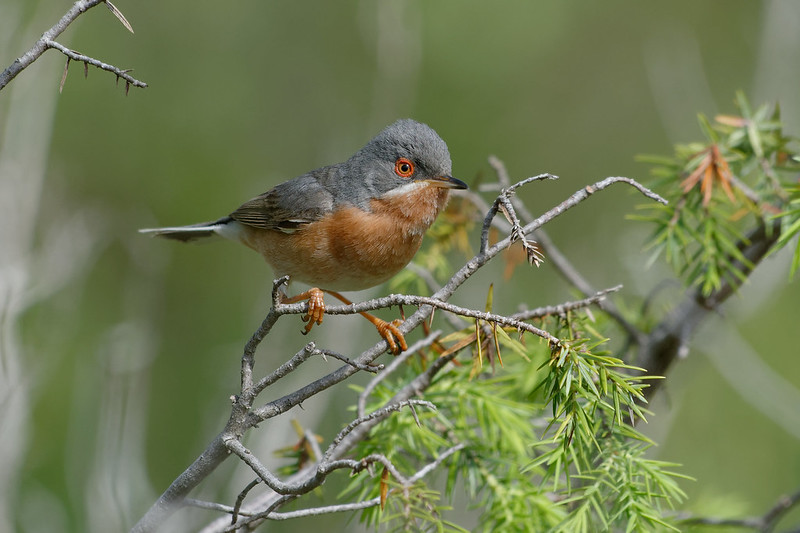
[140,119,466,353]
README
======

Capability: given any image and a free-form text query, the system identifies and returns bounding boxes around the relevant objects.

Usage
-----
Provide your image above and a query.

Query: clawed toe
[284,289,407,352]
[301,288,325,334]
[282,287,326,334]
[375,318,407,355]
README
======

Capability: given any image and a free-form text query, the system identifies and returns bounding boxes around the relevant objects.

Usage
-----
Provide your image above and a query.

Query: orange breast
[239,183,450,291]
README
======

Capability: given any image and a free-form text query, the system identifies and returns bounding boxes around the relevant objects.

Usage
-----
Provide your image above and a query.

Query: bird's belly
[239,185,449,291]
[239,211,425,291]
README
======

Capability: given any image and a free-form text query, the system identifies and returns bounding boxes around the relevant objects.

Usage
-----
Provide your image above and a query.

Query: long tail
[139,217,234,243]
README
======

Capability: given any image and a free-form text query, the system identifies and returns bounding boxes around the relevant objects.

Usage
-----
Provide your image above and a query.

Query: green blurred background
[2,1,799,532]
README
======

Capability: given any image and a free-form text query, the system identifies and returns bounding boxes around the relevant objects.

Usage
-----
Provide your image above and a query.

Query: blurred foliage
[633,92,800,294]
[4,1,800,532]
[340,294,687,531]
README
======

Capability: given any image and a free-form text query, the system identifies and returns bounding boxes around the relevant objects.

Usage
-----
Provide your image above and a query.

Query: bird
[140,119,467,354]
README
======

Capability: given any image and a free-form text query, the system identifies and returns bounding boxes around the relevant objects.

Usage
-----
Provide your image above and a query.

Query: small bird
[140,119,467,353]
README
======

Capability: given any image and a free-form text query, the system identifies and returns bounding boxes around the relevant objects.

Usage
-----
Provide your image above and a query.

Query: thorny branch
[357,330,442,418]
[197,443,465,532]
[485,157,657,346]
[273,292,562,345]
[512,284,623,320]
[132,170,668,532]
[0,0,146,92]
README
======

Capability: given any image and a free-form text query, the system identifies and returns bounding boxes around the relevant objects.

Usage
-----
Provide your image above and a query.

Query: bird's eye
[394,158,414,178]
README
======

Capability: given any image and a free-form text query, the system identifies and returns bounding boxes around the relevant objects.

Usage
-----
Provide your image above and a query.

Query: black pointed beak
[426,175,468,190]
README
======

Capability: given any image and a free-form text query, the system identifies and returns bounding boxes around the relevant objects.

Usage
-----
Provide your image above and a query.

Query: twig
[0,0,145,92]
[485,157,645,343]
[273,293,561,346]
[324,400,436,462]
[46,40,146,93]
[512,285,623,320]
[251,342,315,394]
[219,444,465,531]
[357,330,442,418]
[240,302,283,393]
[479,172,557,256]
[407,442,465,482]
[225,437,407,495]
[489,166,662,344]
[186,499,252,516]
[317,349,383,374]
[231,479,260,525]
[221,495,296,532]
[403,263,466,332]
[329,341,465,460]
[239,497,381,521]
[249,343,382,399]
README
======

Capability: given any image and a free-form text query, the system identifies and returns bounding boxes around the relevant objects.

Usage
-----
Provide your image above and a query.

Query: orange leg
[326,291,408,355]
[281,287,325,334]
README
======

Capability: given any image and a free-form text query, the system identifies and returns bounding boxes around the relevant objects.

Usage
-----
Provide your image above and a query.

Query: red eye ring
[394,157,414,178]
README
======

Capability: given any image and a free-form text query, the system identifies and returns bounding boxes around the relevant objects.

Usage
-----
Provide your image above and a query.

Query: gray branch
[357,330,442,418]
[272,293,562,345]
[0,0,146,92]
[210,443,465,532]
[512,285,623,320]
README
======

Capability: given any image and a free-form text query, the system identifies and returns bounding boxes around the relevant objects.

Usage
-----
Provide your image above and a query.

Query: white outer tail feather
[138,221,243,243]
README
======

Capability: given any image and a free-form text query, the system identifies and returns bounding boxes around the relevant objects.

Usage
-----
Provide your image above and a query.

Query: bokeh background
[2,1,799,532]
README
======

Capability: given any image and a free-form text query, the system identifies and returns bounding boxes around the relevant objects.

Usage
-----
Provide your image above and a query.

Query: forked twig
[0,0,146,92]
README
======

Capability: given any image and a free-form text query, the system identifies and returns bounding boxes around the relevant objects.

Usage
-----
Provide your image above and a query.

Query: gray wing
[229,172,336,232]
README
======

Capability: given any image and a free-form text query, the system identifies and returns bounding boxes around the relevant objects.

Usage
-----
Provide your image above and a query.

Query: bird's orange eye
[394,158,414,178]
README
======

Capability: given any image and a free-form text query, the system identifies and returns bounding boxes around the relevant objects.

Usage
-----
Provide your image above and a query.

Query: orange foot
[282,287,325,334]
[372,317,407,355]
[326,291,408,355]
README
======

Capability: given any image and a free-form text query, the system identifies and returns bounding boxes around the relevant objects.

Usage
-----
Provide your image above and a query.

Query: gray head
[341,119,466,204]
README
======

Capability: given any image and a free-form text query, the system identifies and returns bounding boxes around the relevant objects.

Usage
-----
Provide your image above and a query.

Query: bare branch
[273,293,561,346]
[317,348,384,374]
[518,177,667,243]
[186,499,249,515]
[479,172,557,256]
[45,40,146,91]
[403,263,466,331]
[231,478,260,525]
[407,442,465,483]
[330,342,464,460]
[189,496,383,521]
[0,0,146,92]
[482,159,656,343]
[512,285,623,320]
[245,498,381,520]
[208,444,465,532]
[357,329,442,418]
[225,437,410,496]
[324,400,436,463]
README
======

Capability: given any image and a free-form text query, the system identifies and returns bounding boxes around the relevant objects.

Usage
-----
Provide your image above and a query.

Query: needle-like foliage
[633,92,800,293]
